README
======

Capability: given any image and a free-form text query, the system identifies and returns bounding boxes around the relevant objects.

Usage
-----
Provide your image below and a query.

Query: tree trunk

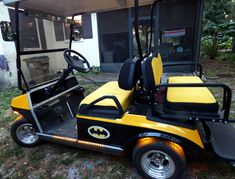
[232,38,235,53]
[209,40,218,59]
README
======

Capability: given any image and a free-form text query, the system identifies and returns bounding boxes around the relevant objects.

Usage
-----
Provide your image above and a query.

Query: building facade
[97,0,203,72]
[0,2,100,88]
[0,0,202,87]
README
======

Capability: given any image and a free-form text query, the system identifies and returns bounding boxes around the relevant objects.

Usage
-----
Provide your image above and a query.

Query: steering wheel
[64,49,90,73]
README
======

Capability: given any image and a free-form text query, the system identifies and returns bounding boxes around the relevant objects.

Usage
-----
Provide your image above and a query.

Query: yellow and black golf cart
[3,0,235,178]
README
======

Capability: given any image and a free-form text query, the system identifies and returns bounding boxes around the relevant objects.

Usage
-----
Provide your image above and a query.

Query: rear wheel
[133,139,186,179]
[11,118,40,147]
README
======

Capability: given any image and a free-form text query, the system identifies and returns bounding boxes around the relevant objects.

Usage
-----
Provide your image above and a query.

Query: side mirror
[0,21,14,41]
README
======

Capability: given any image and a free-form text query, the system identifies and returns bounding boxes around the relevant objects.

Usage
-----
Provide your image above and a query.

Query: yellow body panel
[14,115,24,122]
[80,81,133,111]
[167,76,217,104]
[151,55,163,85]
[77,113,204,149]
[11,94,30,110]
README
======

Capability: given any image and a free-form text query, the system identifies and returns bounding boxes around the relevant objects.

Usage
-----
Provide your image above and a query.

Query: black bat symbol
[89,127,109,139]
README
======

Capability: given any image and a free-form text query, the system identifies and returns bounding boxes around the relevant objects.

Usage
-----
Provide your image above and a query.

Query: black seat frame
[141,57,233,124]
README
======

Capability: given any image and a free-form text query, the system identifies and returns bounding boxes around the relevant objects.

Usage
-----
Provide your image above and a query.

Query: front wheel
[11,118,40,147]
[133,139,186,179]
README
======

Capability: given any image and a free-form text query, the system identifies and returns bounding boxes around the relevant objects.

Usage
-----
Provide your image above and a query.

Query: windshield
[9,9,71,89]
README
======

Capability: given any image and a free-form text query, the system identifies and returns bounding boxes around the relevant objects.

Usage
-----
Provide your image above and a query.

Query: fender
[124,131,203,154]
[14,115,24,122]
[11,94,30,110]
[138,132,181,143]
[11,108,40,131]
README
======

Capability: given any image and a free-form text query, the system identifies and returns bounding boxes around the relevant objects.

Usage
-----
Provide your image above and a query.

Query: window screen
[38,19,47,49]
[64,23,71,39]
[82,14,93,39]
[98,9,129,64]
[54,22,64,41]
[158,0,197,62]
[8,9,70,52]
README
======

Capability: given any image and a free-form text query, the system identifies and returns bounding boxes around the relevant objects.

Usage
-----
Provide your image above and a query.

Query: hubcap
[141,150,175,179]
[16,123,39,144]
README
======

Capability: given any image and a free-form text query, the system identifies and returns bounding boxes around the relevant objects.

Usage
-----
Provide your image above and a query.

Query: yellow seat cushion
[167,76,217,104]
[80,81,133,111]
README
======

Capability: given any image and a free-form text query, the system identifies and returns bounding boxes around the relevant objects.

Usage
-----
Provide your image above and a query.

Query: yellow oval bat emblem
[88,126,110,139]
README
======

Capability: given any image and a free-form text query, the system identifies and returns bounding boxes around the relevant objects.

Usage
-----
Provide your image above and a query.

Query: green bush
[218,36,233,50]
[201,36,218,59]
[201,35,233,59]
[217,52,235,63]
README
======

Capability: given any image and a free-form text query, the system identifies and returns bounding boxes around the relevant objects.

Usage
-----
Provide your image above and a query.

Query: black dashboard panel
[30,77,80,105]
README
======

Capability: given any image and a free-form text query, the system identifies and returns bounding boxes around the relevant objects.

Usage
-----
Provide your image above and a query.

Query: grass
[0,87,20,127]
[0,59,235,178]
[58,152,79,165]
[75,67,102,79]
[201,57,235,78]
[79,81,104,95]
[217,52,235,64]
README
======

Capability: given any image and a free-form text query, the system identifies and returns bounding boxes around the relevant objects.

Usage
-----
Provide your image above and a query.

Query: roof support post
[15,2,29,92]
[134,0,143,61]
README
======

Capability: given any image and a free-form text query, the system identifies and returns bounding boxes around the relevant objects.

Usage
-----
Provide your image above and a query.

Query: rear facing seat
[141,55,219,115]
[165,76,219,113]
[156,54,202,83]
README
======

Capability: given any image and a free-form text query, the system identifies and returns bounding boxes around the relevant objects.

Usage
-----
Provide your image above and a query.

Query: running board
[206,122,235,162]
[37,133,124,155]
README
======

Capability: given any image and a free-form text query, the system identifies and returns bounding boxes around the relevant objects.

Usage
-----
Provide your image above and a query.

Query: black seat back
[118,58,141,90]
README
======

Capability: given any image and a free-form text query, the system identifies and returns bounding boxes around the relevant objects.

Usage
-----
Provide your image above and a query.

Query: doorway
[97,8,130,72]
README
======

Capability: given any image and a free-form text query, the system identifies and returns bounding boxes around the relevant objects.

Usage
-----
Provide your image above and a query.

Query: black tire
[11,118,40,147]
[133,138,186,179]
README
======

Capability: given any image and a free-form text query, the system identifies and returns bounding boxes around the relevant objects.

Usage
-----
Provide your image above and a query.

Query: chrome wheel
[16,123,39,145]
[141,150,175,179]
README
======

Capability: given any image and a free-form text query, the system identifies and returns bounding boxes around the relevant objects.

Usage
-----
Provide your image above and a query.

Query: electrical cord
[194,71,219,81]
[202,74,219,80]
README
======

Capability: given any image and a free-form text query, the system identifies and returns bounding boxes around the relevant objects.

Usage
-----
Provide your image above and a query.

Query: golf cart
[4,0,235,178]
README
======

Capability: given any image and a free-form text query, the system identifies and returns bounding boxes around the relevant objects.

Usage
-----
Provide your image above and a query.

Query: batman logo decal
[88,126,110,139]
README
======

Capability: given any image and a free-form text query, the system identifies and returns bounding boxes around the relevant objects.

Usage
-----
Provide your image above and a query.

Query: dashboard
[30,77,80,105]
